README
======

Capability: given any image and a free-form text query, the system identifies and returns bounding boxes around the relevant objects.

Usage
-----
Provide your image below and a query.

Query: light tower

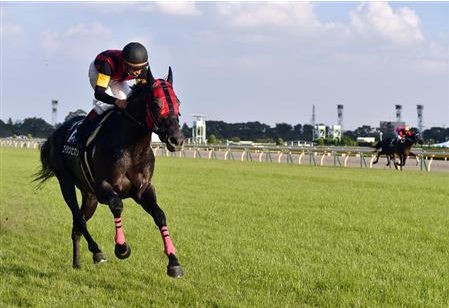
[417,104,424,133]
[51,100,58,127]
[395,104,402,123]
[337,104,343,131]
[192,114,207,144]
[311,104,316,140]
[329,104,344,140]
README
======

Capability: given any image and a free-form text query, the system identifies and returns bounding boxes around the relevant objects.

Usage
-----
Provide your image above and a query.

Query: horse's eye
[155,100,163,108]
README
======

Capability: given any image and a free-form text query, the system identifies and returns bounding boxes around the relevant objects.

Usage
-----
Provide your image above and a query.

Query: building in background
[192,114,207,144]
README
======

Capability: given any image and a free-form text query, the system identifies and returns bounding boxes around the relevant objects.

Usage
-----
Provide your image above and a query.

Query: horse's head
[143,67,185,152]
[412,132,424,145]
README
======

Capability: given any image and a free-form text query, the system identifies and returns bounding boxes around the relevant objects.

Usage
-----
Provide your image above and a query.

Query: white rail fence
[2,138,448,172]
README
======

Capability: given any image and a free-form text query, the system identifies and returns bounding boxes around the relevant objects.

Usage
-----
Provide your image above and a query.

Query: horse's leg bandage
[114,217,126,245]
[160,226,176,256]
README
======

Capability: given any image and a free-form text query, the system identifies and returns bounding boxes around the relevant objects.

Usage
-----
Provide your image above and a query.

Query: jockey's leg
[134,184,184,278]
[77,110,100,149]
[77,101,113,149]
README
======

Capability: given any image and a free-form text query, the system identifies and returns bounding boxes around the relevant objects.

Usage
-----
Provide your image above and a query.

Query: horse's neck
[404,136,415,146]
[120,117,149,146]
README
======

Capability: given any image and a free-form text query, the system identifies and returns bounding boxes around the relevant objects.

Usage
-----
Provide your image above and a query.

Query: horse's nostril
[168,136,178,146]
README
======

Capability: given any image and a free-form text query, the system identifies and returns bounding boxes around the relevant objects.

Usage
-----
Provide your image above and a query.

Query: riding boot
[77,111,101,151]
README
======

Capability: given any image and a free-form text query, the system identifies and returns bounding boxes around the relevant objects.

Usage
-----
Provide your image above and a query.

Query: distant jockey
[395,125,413,143]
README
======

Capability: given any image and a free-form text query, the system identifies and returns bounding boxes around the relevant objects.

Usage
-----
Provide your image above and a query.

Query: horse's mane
[127,82,152,103]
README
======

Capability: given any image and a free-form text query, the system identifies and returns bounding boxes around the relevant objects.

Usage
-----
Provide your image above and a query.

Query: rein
[122,109,146,129]
[122,108,158,134]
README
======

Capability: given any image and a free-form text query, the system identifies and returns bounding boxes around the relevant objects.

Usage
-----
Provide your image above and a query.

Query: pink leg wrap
[160,226,176,256]
[114,217,126,245]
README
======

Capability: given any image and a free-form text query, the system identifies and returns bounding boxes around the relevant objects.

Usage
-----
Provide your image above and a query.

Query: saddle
[61,111,114,192]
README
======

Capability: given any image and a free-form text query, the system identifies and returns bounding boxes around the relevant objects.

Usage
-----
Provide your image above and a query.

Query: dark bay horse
[372,133,422,170]
[34,67,185,277]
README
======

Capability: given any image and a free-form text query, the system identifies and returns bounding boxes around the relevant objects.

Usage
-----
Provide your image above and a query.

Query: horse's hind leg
[57,175,104,267]
[135,184,184,278]
[72,191,106,268]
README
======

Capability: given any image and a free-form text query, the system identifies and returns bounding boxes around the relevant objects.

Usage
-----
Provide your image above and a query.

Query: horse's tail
[33,138,55,187]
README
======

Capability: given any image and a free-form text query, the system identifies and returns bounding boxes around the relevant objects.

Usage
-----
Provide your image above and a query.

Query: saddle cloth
[61,111,114,192]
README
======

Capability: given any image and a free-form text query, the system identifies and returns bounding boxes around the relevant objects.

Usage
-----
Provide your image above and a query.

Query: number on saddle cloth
[66,120,84,144]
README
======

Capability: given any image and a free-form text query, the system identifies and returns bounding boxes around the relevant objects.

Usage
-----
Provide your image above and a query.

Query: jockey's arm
[94,62,121,105]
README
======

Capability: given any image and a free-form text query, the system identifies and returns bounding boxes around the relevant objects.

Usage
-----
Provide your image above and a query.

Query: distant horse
[34,67,185,277]
[372,133,422,170]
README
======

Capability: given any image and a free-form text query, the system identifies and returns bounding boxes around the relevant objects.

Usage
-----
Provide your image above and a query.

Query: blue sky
[1,1,448,130]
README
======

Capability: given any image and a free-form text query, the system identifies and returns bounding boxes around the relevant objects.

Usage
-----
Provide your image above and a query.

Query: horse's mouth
[166,137,183,152]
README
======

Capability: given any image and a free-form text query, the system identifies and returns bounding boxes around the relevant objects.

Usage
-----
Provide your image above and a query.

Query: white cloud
[91,2,201,16]
[216,2,324,30]
[349,2,424,46]
[40,29,59,53]
[154,2,201,16]
[39,22,114,58]
[65,22,111,38]
[0,17,26,46]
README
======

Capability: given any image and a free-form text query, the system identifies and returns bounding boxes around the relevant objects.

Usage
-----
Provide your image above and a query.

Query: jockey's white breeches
[88,61,132,115]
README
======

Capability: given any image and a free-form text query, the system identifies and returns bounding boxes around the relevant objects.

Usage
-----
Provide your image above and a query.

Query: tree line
[182,121,449,145]
[2,114,449,145]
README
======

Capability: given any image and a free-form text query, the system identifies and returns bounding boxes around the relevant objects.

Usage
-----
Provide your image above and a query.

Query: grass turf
[1,147,448,306]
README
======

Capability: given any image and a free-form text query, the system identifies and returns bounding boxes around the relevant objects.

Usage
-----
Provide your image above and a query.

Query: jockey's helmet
[122,42,148,68]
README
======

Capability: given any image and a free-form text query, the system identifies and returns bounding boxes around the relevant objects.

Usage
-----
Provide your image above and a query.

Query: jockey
[395,125,412,142]
[76,42,149,149]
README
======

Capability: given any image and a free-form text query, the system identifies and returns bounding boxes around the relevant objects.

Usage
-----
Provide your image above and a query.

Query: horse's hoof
[93,252,108,264]
[72,262,81,269]
[115,243,131,259]
[167,265,184,278]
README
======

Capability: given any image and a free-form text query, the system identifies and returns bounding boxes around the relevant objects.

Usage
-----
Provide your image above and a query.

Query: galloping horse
[372,133,422,170]
[34,67,185,277]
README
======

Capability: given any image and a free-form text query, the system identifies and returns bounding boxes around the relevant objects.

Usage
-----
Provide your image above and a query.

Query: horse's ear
[167,66,173,85]
[147,67,155,85]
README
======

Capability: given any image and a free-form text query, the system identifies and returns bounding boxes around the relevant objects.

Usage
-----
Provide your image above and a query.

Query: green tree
[273,123,293,141]
[341,135,356,146]
[275,137,284,146]
[19,118,54,138]
[0,120,13,137]
[181,123,191,138]
[207,134,218,144]
[302,124,314,141]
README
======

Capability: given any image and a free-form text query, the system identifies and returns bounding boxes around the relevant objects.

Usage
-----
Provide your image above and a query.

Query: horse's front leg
[135,184,184,278]
[372,152,380,165]
[394,154,403,170]
[400,155,406,170]
[97,180,131,260]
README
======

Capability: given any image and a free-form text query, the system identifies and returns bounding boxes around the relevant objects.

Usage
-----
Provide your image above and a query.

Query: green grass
[1,147,449,307]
